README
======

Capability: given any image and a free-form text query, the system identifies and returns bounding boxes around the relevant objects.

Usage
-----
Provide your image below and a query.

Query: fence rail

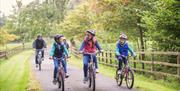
[96,50,180,78]
[0,44,32,59]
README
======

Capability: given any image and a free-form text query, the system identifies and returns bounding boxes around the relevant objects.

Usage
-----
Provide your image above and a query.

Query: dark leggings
[116,55,127,70]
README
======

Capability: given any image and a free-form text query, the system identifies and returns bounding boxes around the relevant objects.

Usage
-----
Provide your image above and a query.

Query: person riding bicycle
[63,37,69,50]
[115,33,136,74]
[49,34,70,84]
[33,34,47,67]
[79,29,103,82]
[62,36,69,77]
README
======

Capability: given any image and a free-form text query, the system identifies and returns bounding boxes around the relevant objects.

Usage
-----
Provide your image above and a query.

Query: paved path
[31,50,137,91]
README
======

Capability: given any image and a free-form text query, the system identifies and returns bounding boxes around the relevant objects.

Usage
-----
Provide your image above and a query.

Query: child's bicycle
[115,55,135,89]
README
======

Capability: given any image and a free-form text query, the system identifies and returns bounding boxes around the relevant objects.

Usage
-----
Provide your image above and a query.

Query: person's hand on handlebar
[131,53,136,58]
[49,56,53,60]
[99,50,103,53]
[79,51,83,54]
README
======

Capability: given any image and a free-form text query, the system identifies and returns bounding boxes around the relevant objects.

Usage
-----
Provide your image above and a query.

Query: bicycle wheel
[57,77,61,88]
[115,69,123,86]
[88,69,92,88]
[58,72,64,91]
[92,71,96,91]
[38,58,41,71]
[125,69,134,89]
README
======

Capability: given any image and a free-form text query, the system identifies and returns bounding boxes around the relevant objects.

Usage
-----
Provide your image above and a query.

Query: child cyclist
[79,29,103,82]
[49,34,70,84]
[115,33,136,74]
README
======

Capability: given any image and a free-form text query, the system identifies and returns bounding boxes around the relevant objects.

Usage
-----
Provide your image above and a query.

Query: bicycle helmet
[37,34,42,38]
[86,29,96,36]
[119,33,127,40]
[54,34,64,42]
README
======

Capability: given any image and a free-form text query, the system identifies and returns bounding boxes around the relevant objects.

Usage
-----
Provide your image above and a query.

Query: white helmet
[86,29,96,36]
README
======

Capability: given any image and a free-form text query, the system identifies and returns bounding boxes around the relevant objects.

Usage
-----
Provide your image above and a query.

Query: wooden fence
[0,44,32,58]
[96,50,180,78]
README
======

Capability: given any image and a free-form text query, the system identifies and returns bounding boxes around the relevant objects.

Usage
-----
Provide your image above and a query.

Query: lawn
[0,50,33,91]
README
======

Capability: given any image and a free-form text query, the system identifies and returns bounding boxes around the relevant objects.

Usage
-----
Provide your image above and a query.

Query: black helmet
[86,29,95,36]
[37,34,42,38]
[54,34,63,42]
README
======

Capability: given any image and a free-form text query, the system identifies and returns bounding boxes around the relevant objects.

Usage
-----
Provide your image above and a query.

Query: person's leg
[42,50,44,58]
[62,59,67,73]
[122,57,128,66]
[53,59,59,79]
[93,55,98,69]
[35,50,38,64]
[83,55,90,78]
[117,55,123,70]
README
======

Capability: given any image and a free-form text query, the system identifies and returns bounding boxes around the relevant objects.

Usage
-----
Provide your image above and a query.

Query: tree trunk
[138,17,145,71]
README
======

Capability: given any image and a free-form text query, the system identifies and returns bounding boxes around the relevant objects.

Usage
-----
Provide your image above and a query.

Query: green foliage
[60,0,180,51]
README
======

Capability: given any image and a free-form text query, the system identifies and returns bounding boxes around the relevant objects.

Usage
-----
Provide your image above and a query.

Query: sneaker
[83,77,88,83]
[65,73,69,78]
[36,64,38,68]
[118,70,122,75]
[96,69,99,73]
[53,78,57,85]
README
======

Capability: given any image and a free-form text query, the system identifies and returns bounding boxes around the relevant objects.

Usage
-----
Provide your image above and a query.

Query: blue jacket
[50,42,69,58]
[115,41,135,57]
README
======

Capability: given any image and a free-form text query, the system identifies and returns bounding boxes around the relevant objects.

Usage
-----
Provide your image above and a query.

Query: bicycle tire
[125,69,134,89]
[38,58,41,71]
[88,69,91,88]
[58,72,64,91]
[116,69,123,86]
[92,71,96,91]
[39,62,41,71]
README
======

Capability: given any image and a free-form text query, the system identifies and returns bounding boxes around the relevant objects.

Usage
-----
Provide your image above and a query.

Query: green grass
[0,50,33,91]
[68,55,180,91]
[0,43,22,50]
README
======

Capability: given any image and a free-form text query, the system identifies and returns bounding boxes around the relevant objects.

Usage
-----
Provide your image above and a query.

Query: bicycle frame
[115,55,135,89]
[55,58,65,79]
[122,61,130,80]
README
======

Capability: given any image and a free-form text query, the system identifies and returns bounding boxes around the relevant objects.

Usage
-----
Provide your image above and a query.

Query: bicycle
[53,57,66,91]
[115,55,134,89]
[80,51,101,91]
[36,49,43,71]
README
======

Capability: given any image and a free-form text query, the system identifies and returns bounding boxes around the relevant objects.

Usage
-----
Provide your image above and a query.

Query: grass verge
[0,50,41,91]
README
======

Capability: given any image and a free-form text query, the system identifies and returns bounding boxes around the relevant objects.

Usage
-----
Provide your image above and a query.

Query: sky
[0,0,37,16]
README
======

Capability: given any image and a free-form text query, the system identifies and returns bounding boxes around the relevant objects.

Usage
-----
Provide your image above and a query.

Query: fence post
[133,56,136,69]
[98,53,101,62]
[177,55,180,76]
[105,50,108,64]
[151,50,155,72]
[102,51,104,62]
[110,50,112,65]
[141,51,145,74]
